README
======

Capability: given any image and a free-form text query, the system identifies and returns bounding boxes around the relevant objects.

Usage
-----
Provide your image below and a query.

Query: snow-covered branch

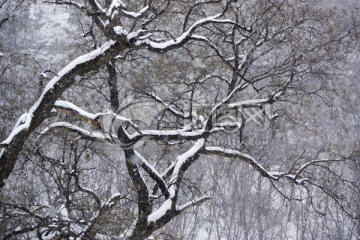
[0,6,249,188]
[170,139,206,187]
[0,40,127,189]
[90,0,107,14]
[205,146,276,179]
[54,100,142,136]
[121,5,149,19]
[124,150,153,233]
[50,100,236,148]
[39,122,107,141]
[54,100,101,128]
[147,139,205,225]
[134,150,170,199]
[139,91,191,119]
[177,195,211,212]
[205,146,342,185]
[228,89,284,109]
[136,14,238,52]
[203,82,248,131]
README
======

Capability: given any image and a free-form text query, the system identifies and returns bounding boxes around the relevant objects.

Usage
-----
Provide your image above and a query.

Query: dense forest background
[0,0,359,239]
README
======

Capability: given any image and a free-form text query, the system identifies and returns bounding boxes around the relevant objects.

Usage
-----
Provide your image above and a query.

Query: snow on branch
[134,150,170,199]
[283,158,349,184]
[147,198,173,223]
[205,146,276,179]
[205,146,319,185]
[39,122,107,141]
[52,103,217,147]
[177,195,211,212]
[107,0,126,18]
[52,100,224,145]
[121,5,149,19]
[203,82,247,130]
[197,74,232,84]
[140,128,205,140]
[54,100,144,140]
[0,40,118,148]
[228,89,284,109]
[147,139,205,224]
[137,14,238,52]
[54,100,101,128]
[182,0,250,32]
[140,91,191,119]
[169,139,205,188]
[55,100,98,120]
[91,0,106,14]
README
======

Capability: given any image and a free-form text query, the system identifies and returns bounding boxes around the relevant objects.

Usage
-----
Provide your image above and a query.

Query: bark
[106,60,120,112]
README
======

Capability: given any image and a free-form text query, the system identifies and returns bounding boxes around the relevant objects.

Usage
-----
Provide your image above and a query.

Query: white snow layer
[1,41,116,149]
[147,199,172,223]
[122,6,149,18]
[55,100,98,120]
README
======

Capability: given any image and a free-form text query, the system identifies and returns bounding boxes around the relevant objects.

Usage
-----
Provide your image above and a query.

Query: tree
[0,0,359,239]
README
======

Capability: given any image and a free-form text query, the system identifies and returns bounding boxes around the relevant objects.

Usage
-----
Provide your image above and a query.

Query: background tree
[0,0,359,239]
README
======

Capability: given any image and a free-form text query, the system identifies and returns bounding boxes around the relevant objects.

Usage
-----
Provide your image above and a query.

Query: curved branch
[177,195,211,212]
[39,122,107,141]
[134,150,170,199]
[137,14,239,52]
[139,91,191,119]
[54,100,101,128]
[0,40,129,190]
[205,146,277,180]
